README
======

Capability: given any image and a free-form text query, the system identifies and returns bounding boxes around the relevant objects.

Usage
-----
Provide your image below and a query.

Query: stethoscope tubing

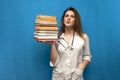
[58,32,75,50]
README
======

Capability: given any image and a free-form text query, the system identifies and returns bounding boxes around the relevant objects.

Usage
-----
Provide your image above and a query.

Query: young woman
[41,7,92,80]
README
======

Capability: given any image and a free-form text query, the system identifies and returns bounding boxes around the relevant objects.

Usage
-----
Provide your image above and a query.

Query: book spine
[36,15,56,21]
[34,23,58,27]
[34,30,58,34]
[34,26,58,31]
[34,33,58,36]
[34,38,58,41]
[34,35,58,39]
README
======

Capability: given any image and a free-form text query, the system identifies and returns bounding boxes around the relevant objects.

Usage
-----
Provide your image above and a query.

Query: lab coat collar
[59,32,77,39]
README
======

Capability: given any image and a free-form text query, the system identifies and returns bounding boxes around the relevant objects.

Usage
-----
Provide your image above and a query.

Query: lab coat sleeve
[83,34,92,62]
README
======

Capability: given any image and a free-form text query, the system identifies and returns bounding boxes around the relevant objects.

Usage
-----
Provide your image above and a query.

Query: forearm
[50,43,58,65]
[77,60,90,70]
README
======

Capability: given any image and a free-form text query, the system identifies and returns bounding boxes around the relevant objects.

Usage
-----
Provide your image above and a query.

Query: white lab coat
[50,32,92,80]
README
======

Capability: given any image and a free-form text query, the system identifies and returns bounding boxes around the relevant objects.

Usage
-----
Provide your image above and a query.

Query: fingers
[71,69,83,80]
[74,69,83,76]
[37,39,56,45]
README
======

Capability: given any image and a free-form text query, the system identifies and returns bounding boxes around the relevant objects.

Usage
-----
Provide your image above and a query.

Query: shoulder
[82,33,88,38]
[75,32,89,40]
[59,33,64,38]
[81,33,89,40]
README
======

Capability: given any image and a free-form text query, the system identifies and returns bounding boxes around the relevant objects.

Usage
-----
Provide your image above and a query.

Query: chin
[66,25,73,28]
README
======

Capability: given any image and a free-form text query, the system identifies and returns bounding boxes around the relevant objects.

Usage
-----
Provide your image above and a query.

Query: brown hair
[58,7,85,40]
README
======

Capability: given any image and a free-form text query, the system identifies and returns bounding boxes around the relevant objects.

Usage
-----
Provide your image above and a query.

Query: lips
[66,21,70,24]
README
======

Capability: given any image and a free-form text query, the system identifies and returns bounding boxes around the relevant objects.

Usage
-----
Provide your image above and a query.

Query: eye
[65,14,69,17]
[71,15,75,18]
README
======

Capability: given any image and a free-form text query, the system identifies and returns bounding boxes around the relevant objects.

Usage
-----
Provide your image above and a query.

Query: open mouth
[66,21,70,24]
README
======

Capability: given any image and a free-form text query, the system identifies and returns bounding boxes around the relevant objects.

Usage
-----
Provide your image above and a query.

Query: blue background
[0,0,120,80]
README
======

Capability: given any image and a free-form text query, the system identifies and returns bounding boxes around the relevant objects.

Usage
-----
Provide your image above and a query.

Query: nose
[67,16,71,20]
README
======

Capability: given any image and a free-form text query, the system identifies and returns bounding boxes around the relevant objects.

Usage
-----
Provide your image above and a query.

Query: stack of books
[34,15,58,41]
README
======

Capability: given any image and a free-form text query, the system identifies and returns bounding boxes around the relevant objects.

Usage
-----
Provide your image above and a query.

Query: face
[63,10,75,28]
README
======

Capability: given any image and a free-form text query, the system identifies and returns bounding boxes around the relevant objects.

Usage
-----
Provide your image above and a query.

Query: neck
[65,28,74,35]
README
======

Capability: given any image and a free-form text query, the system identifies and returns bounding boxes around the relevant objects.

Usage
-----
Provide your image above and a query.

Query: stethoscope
[58,32,75,50]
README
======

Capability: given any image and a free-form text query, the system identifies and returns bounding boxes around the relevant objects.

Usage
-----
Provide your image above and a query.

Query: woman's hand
[71,69,83,80]
[37,39,57,45]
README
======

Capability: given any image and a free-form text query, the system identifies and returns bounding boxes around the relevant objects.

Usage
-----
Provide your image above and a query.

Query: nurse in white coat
[41,7,92,80]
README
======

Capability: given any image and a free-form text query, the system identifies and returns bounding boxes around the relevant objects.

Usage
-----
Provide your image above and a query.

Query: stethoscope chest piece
[70,46,74,50]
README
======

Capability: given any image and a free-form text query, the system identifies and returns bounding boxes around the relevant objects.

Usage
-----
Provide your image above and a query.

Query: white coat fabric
[50,32,92,80]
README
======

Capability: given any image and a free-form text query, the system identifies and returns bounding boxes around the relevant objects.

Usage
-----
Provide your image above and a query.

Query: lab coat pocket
[71,69,83,80]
